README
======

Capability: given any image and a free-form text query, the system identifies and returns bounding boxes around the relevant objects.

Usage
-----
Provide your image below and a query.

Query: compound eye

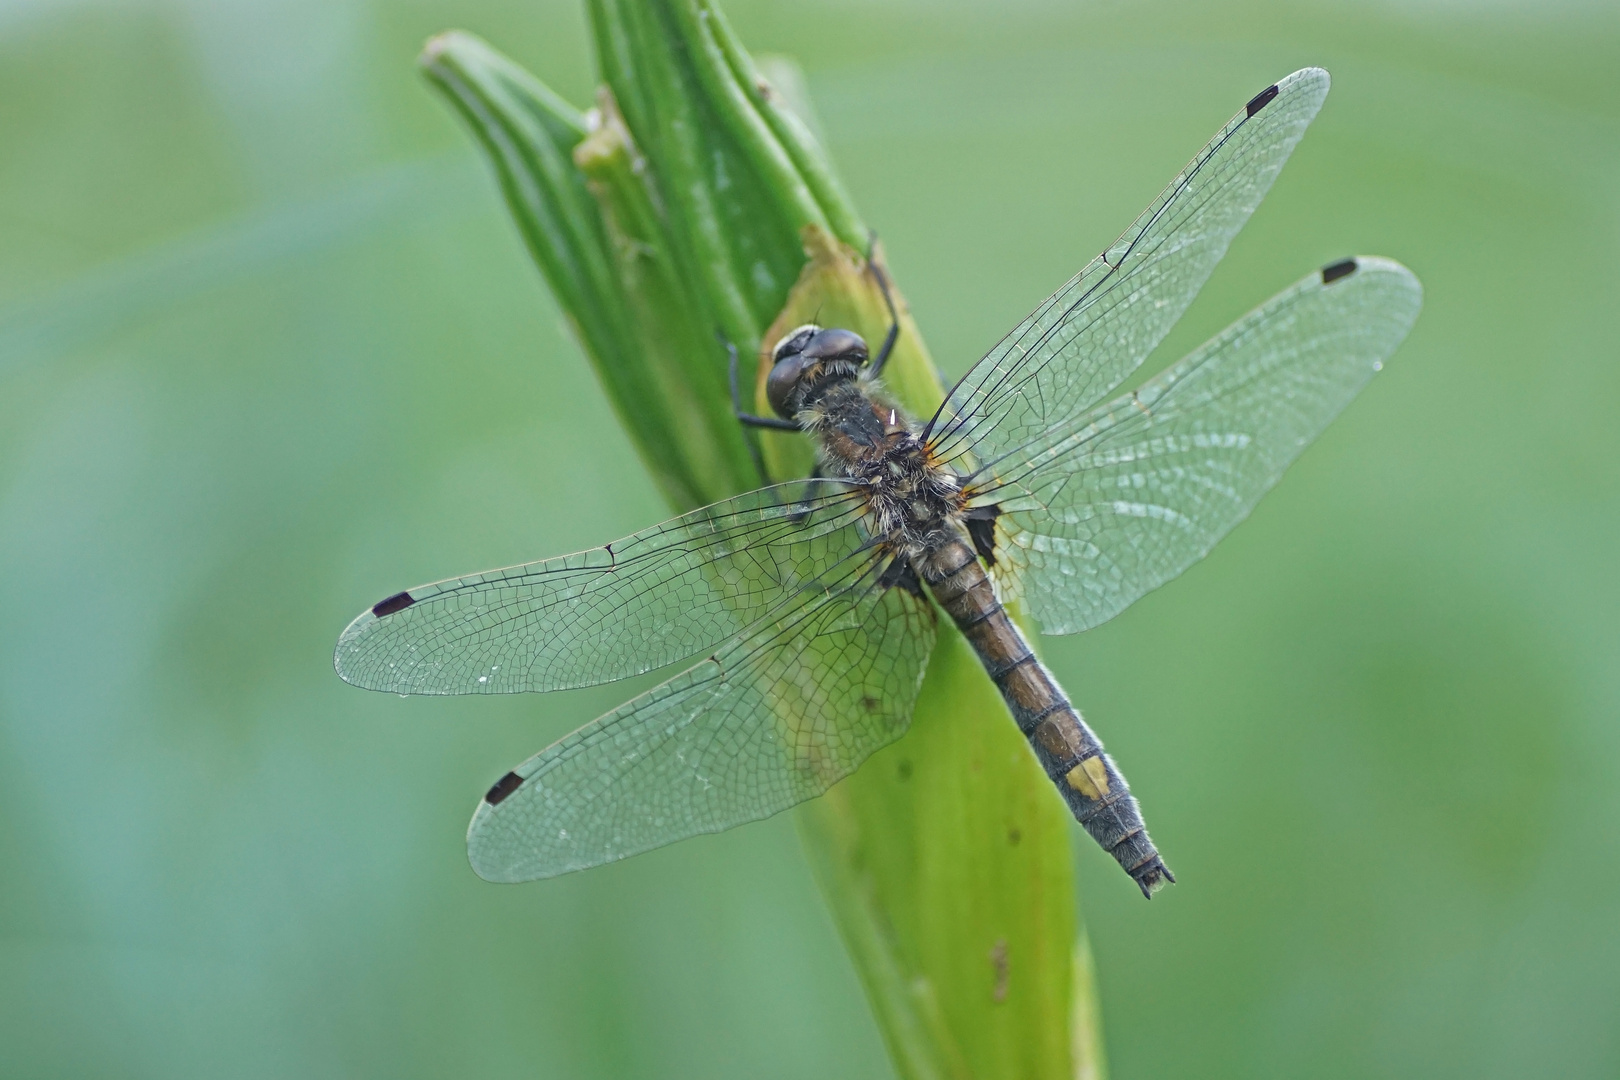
[765,353,810,418]
[771,324,821,364]
[801,328,868,364]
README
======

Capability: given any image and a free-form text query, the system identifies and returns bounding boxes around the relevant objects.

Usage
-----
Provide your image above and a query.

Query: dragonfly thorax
[806,385,965,555]
[767,324,968,551]
[856,450,966,557]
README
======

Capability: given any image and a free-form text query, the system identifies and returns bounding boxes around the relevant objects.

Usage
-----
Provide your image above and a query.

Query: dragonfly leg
[961,503,1003,567]
[727,337,799,431]
[865,232,902,379]
[722,335,795,485]
[877,553,925,598]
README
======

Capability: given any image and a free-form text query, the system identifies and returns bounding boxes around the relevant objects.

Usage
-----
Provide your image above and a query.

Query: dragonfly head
[765,324,869,418]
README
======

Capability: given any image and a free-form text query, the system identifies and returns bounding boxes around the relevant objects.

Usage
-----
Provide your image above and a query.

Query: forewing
[979,257,1421,635]
[929,67,1330,468]
[465,553,937,881]
[334,481,868,695]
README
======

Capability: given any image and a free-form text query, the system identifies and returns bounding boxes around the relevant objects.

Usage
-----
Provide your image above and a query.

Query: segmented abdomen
[917,537,1174,897]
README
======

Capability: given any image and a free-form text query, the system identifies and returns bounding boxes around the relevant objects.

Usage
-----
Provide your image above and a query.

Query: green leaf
[569,89,760,507]
[421,10,1104,1078]
[796,625,1081,1079]
[764,227,1086,1079]
[421,29,756,508]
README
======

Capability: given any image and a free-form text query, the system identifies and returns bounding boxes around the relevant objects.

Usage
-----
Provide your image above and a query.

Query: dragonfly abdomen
[916,538,1175,898]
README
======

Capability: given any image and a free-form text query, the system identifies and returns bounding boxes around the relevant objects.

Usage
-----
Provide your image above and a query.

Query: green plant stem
[421,14,1104,1077]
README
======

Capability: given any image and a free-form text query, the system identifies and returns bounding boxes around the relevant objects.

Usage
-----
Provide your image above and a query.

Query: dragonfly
[335,67,1420,897]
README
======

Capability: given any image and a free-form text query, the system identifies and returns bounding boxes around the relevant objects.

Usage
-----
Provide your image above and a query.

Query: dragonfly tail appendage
[919,539,1173,897]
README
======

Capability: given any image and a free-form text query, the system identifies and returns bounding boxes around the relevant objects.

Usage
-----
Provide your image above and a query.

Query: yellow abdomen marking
[1064,756,1110,800]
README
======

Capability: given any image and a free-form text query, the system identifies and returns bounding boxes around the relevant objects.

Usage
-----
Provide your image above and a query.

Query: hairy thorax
[798,378,965,556]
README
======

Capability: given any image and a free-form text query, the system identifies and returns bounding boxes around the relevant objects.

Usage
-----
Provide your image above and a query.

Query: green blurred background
[3,0,1617,1076]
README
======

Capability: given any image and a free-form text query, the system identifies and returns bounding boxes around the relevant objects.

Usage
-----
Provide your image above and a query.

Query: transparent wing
[334,480,869,695]
[927,67,1330,468]
[466,552,937,881]
[977,257,1422,635]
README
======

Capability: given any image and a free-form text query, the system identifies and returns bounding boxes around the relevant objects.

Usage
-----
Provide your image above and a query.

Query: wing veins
[934,137,1274,465]
[974,258,1421,635]
[929,110,1257,453]
[335,483,881,694]
[465,535,938,881]
[922,70,1331,489]
[967,278,1327,498]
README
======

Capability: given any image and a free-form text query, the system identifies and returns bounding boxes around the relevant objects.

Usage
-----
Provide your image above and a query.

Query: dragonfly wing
[929,67,1330,469]
[334,480,870,695]
[466,551,937,881]
[979,257,1421,635]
